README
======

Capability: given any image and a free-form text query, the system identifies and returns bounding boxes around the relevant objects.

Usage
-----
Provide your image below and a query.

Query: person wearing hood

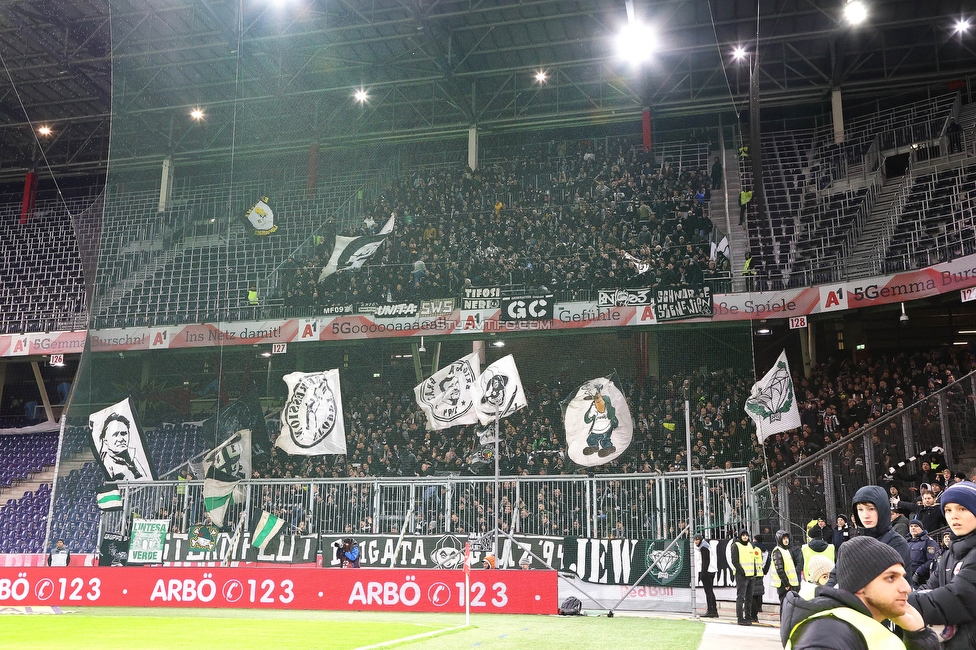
[780,536,940,650]
[771,529,801,604]
[906,518,939,587]
[730,528,762,626]
[909,482,976,650]
[801,522,835,581]
[833,514,851,551]
[824,484,912,589]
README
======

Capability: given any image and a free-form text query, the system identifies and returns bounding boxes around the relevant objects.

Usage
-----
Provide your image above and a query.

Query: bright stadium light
[534,70,548,83]
[354,88,369,103]
[844,1,868,26]
[954,18,972,34]
[732,46,747,62]
[38,125,52,136]
[616,22,657,63]
[190,108,205,121]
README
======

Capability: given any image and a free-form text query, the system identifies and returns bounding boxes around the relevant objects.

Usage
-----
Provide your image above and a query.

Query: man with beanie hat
[781,536,940,649]
[833,514,851,551]
[730,529,762,625]
[909,482,976,650]
[906,518,939,587]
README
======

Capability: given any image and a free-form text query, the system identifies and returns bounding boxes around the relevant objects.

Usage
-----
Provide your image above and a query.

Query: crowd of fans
[280,138,731,308]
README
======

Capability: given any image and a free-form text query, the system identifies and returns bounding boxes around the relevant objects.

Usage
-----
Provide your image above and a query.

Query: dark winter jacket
[850,485,912,569]
[832,521,851,551]
[827,485,912,588]
[909,530,976,650]
[891,513,910,538]
[906,530,939,584]
[898,500,947,533]
[772,529,801,588]
[780,587,940,650]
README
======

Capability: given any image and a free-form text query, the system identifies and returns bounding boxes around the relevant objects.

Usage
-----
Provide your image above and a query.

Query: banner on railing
[320,533,565,571]
[163,532,319,564]
[562,537,692,587]
[0,567,557,613]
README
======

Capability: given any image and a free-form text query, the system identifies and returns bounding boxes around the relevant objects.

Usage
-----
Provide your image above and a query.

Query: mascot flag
[414,352,481,430]
[243,197,278,235]
[319,214,395,281]
[276,370,347,455]
[471,354,526,425]
[563,374,633,467]
[745,349,801,442]
[88,398,155,482]
[202,429,251,527]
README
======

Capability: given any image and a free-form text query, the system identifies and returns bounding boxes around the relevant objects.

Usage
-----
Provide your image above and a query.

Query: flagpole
[683,380,697,618]
[492,414,500,561]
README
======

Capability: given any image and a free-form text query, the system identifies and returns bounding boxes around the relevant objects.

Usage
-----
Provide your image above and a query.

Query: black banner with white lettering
[162,532,319,564]
[462,287,501,310]
[500,295,554,321]
[320,533,565,570]
[653,286,713,322]
[598,288,653,307]
[561,537,691,587]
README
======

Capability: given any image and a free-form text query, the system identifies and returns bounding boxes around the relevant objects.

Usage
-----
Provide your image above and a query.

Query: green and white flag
[202,430,251,527]
[96,483,122,511]
[127,519,169,564]
[745,349,801,442]
[251,510,286,551]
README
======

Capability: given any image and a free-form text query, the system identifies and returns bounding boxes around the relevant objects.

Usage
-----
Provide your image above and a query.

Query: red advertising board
[0,567,556,614]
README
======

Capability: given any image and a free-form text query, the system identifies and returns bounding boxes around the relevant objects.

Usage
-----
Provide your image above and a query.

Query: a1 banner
[0,567,556,614]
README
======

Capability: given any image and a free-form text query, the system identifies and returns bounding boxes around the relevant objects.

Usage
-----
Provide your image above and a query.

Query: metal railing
[96,469,753,551]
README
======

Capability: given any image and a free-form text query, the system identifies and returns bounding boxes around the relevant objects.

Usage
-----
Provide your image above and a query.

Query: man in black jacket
[851,484,912,567]
[781,536,940,649]
[694,534,718,617]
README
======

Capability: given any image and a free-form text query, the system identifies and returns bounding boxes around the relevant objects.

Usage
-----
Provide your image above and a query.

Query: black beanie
[836,536,904,594]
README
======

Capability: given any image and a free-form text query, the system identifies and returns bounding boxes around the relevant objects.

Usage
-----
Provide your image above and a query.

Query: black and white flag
[318,215,394,281]
[202,429,251,527]
[563,375,633,467]
[88,398,155,482]
[414,352,481,430]
[243,196,278,235]
[471,355,526,425]
[276,370,347,455]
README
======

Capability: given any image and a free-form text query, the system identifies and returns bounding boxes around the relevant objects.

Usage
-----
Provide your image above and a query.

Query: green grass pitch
[0,608,705,650]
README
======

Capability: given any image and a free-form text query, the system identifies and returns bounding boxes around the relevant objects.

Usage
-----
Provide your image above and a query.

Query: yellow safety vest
[802,544,835,579]
[736,542,763,577]
[785,607,906,650]
[771,547,799,588]
[247,289,258,305]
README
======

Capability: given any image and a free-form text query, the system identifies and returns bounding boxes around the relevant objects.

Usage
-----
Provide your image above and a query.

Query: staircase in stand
[845,174,909,278]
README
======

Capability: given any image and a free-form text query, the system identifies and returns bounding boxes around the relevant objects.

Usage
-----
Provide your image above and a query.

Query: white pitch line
[353,624,471,650]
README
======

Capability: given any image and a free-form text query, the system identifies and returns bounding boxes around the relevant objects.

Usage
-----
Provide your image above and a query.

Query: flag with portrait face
[414,352,481,430]
[471,355,527,425]
[88,398,155,482]
[318,215,395,281]
[276,370,347,455]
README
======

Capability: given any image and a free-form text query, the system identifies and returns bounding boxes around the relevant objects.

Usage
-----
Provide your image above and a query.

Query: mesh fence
[755,370,976,539]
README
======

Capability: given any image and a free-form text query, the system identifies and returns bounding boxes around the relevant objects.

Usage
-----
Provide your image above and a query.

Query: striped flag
[203,467,243,528]
[251,510,286,551]
[96,483,122,511]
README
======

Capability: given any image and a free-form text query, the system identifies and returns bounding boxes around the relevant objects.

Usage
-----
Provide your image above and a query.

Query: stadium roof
[0,0,974,184]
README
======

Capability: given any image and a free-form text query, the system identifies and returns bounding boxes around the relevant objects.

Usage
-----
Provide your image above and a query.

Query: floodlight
[616,22,656,63]
[491,340,506,348]
[844,1,868,26]
[38,126,52,136]
[535,70,548,83]
[354,88,369,103]
[190,108,205,120]
[732,47,747,61]
[954,18,971,34]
